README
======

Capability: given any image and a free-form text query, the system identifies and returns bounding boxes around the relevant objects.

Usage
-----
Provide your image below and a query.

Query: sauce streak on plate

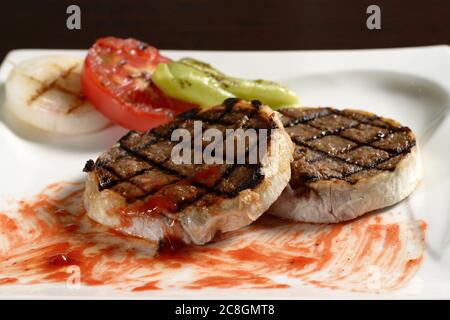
[0,182,426,293]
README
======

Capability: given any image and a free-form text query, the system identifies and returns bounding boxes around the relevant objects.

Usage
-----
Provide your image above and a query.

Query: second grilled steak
[269,107,422,223]
[83,100,293,246]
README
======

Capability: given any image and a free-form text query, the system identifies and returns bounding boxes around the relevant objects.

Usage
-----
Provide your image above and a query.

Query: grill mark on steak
[90,100,270,210]
[118,144,235,200]
[280,107,416,186]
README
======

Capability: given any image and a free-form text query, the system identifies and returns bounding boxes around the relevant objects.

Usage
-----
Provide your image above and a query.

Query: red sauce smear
[139,195,178,214]
[132,280,161,292]
[0,182,426,293]
[135,166,222,216]
[0,277,18,285]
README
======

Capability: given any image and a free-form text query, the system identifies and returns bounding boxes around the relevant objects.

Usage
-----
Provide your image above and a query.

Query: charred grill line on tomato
[90,101,271,209]
[278,107,416,187]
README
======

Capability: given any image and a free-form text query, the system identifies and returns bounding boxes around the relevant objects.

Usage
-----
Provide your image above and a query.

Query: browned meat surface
[88,100,274,209]
[278,107,416,189]
[83,99,294,246]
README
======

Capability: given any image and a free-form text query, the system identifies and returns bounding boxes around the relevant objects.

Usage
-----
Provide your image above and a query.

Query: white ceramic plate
[0,46,449,299]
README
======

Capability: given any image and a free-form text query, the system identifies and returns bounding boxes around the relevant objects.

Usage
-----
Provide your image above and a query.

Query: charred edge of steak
[174,107,200,120]
[281,107,416,187]
[223,97,240,109]
[251,99,262,109]
[229,164,264,197]
[88,101,273,206]
[83,159,95,172]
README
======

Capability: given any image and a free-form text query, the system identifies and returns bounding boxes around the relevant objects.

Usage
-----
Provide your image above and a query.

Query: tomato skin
[81,37,196,131]
[81,60,172,131]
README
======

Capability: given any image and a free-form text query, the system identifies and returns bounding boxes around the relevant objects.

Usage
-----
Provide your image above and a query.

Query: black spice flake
[83,159,95,172]
[223,97,239,109]
[141,71,152,81]
[251,99,262,109]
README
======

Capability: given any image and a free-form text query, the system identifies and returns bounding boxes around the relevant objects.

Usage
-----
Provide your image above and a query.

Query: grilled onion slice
[5,55,110,134]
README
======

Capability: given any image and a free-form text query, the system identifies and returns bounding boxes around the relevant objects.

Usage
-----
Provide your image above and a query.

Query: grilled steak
[269,107,422,223]
[84,100,293,246]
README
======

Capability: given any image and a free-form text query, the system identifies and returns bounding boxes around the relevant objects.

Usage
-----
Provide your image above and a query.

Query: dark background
[1,0,449,60]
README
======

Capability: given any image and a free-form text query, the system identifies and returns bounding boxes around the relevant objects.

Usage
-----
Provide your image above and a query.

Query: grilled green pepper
[179,58,298,108]
[152,62,233,107]
[152,58,299,109]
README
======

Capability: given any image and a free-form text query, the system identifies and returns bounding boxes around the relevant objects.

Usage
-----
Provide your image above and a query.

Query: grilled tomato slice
[81,37,195,131]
